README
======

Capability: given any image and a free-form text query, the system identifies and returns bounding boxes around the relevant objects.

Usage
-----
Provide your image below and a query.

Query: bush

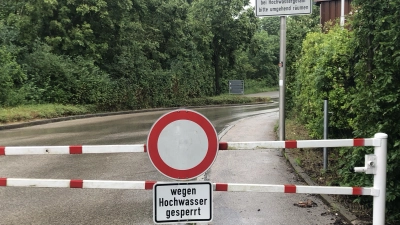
[293,14,400,221]
[0,46,27,106]
[23,41,112,105]
[294,25,354,139]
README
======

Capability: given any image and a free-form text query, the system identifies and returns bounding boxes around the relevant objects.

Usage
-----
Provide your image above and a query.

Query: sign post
[255,0,312,143]
[279,15,287,144]
[147,109,218,224]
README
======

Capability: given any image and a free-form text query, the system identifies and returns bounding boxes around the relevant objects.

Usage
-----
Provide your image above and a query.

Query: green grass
[245,86,278,94]
[0,104,96,124]
[184,94,270,106]
[0,95,270,125]
[243,79,278,94]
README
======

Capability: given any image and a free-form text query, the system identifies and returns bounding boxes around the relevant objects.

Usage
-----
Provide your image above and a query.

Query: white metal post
[340,0,345,27]
[323,99,328,170]
[279,16,287,143]
[373,133,388,225]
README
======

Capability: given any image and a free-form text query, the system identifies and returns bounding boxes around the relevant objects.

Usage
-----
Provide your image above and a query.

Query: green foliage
[346,0,400,222]
[190,0,258,94]
[258,16,280,35]
[244,79,278,94]
[295,26,354,139]
[0,46,27,106]
[247,30,279,86]
[0,0,261,113]
[286,6,321,111]
[22,41,110,105]
[290,1,400,222]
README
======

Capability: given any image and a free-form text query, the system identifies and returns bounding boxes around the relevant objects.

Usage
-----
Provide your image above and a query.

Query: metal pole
[373,133,387,225]
[279,16,286,142]
[323,99,328,170]
[340,0,345,27]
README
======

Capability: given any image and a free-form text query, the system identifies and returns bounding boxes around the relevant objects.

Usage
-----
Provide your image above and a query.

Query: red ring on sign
[147,110,218,180]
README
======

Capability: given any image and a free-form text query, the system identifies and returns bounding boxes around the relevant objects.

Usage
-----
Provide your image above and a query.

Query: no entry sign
[147,110,219,180]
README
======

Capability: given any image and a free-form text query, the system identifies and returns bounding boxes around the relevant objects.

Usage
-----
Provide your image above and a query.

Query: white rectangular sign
[256,0,312,17]
[153,182,213,224]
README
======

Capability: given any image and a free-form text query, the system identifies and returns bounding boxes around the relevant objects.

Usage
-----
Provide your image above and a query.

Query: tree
[247,29,279,85]
[285,6,321,111]
[190,0,258,95]
[258,16,280,35]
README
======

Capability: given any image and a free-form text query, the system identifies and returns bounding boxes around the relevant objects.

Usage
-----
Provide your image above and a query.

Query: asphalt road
[0,93,342,224]
[208,111,342,225]
[0,102,279,225]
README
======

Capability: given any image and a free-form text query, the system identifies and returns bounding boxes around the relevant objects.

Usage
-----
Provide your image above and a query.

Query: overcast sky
[250,0,256,7]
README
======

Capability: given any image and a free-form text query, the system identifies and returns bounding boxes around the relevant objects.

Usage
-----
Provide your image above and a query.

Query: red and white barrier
[0,178,156,190]
[0,133,388,225]
[213,183,379,196]
[218,138,381,150]
[0,145,146,155]
[0,178,378,196]
[0,138,382,156]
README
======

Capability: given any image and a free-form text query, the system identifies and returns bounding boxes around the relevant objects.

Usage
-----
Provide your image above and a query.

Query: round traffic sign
[147,109,219,180]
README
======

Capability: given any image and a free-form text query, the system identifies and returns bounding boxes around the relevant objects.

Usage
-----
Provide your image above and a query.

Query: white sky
[250,0,256,8]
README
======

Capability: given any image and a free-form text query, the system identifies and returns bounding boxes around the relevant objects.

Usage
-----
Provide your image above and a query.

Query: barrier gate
[0,133,387,224]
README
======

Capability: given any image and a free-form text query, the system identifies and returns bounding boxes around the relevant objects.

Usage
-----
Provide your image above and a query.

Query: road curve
[0,103,277,225]
[208,111,342,224]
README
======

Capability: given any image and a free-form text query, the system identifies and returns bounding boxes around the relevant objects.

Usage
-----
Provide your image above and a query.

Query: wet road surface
[0,104,278,146]
[210,112,342,224]
[0,103,282,225]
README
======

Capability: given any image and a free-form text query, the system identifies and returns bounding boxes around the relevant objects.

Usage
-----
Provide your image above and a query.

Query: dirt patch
[284,119,373,224]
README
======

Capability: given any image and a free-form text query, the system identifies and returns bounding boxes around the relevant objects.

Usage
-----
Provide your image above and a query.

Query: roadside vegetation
[284,1,400,223]
[0,0,279,111]
[0,0,278,124]
[0,91,272,125]
[2,0,400,223]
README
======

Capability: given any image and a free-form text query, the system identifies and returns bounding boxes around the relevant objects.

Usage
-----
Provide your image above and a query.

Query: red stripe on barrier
[69,146,82,154]
[70,180,83,188]
[0,146,5,155]
[352,187,362,195]
[353,139,364,147]
[284,184,296,193]
[0,178,6,186]
[145,180,156,190]
[285,140,297,148]
[215,183,228,191]
[219,142,228,150]
[144,144,147,153]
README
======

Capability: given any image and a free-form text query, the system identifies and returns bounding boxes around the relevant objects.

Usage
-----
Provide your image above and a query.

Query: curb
[283,148,361,225]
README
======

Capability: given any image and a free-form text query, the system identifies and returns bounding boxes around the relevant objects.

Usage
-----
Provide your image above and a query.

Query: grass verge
[0,104,96,124]
[244,80,278,94]
[0,95,270,125]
